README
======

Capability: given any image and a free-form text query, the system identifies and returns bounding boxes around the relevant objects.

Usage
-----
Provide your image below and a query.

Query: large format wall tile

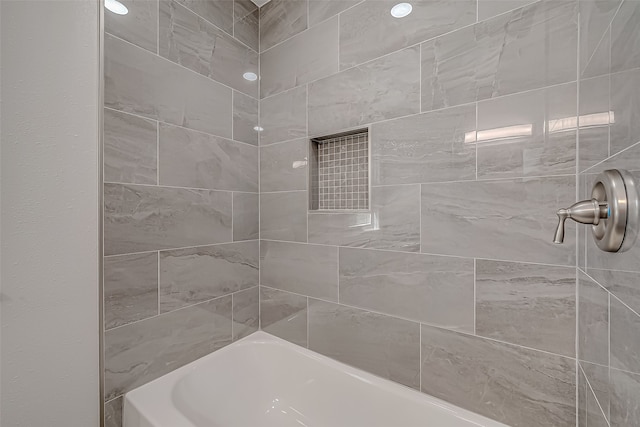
[308,300,420,389]
[477,0,535,21]
[104,108,157,185]
[232,192,259,241]
[260,17,339,98]
[610,0,640,73]
[421,1,577,111]
[259,86,307,145]
[104,296,232,400]
[371,104,476,185]
[309,184,420,252]
[105,0,158,53]
[260,139,308,192]
[579,75,610,171]
[260,240,338,301]
[260,287,308,347]
[260,191,307,242]
[578,271,609,365]
[578,0,620,76]
[581,360,610,419]
[308,46,420,136]
[159,0,259,98]
[308,0,359,27]
[610,68,640,156]
[104,183,232,255]
[104,252,159,329]
[233,0,259,51]
[159,124,258,192]
[610,368,640,426]
[610,297,640,374]
[339,248,474,332]
[420,325,576,427]
[105,34,232,139]
[420,176,576,265]
[476,260,576,356]
[104,396,123,427]
[175,0,233,35]
[587,268,640,315]
[476,83,577,179]
[259,0,308,51]
[339,0,475,69]
[232,286,259,340]
[159,241,258,312]
[233,91,259,146]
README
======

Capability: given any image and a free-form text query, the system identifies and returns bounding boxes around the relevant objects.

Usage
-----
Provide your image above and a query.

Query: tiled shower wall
[101,0,260,424]
[577,0,640,426]
[258,0,585,426]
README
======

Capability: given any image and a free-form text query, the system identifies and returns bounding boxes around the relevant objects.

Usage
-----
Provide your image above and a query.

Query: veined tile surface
[232,192,259,241]
[259,85,307,145]
[260,287,308,347]
[260,191,308,242]
[259,0,308,51]
[232,286,259,340]
[260,138,308,192]
[174,0,234,35]
[105,0,158,53]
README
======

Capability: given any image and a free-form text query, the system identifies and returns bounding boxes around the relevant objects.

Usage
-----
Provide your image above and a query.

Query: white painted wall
[0,1,101,425]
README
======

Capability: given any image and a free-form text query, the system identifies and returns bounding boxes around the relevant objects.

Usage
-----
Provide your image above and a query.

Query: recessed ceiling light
[105,0,129,15]
[390,3,412,18]
[253,126,264,132]
[243,72,258,81]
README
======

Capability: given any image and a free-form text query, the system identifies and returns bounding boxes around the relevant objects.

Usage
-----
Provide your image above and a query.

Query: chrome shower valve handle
[553,199,608,244]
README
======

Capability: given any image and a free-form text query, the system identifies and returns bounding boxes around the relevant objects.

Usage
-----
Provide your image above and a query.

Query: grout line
[306,297,310,349]
[231,292,235,340]
[104,180,258,194]
[104,240,259,259]
[419,323,422,392]
[473,258,477,335]
[579,267,640,319]
[579,362,612,427]
[157,251,160,315]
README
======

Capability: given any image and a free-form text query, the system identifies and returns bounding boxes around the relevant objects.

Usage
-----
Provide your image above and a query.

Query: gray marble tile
[309,184,421,252]
[420,325,576,427]
[476,260,576,357]
[308,299,420,389]
[104,252,159,330]
[339,248,474,332]
[259,0,308,51]
[478,0,536,21]
[159,241,258,312]
[421,176,576,265]
[476,83,577,179]
[610,0,640,73]
[104,183,232,255]
[105,0,158,53]
[260,240,338,301]
[421,1,578,112]
[159,123,258,192]
[610,296,640,374]
[233,0,259,51]
[587,383,609,427]
[105,34,232,138]
[260,287,308,347]
[175,0,234,35]
[104,396,123,427]
[579,0,620,76]
[582,26,611,79]
[260,139,308,192]
[260,191,308,242]
[587,268,640,315]
[104,296,232,400]
[610,368,640,426]
[232,192,259,241]
[104,108,157,185]
[579,75,610,171]
[159,0,258,98]
[371,104,476,185]
[578,271,609,365]
[339,0,475,69]
[581,361,610,420]
[232,286,259,340]
[308,0,359,27]
[610,68,640,156]
[233,91,259,146]
[259,86,307,145]
[308,46,420,136]
[260,16,339,98]
[578,368,587,427]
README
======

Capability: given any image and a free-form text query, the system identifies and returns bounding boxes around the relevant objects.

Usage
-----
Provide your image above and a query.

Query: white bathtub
[123,331,508,427]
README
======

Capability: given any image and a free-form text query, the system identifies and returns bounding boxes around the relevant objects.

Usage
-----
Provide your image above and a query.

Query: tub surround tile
[308,0,359,28]
[105,34,232,139]
[477,0,536,21]
[232,192,259,241]
[105,0,158,53]
[476,260,576,357]
[339,248,474,332]
[610,368,640,426]
[260,17,339,98]
[233,0,259,51]
[259,85,307,145]
[260,240,338,301]
[308,299,420,390]
[371,104,476,186]
[421,1,577,111]
[578,0,620,76]
[159,0,259,98]
[339,0,475,69]
[260,138,308,192]
[610,68,640,156]
[586,385,609,427]
[308,46,420,136]
[104,108,158,185]
[232,286,259,340]
[578,369,587,427]
[420,325,576,427]
[259,0,308,51]
[159,241,258,312]
[159,123,258,192]
[104,396,123,427]
[104,252,159,330]
[260,287,308,347]
[104,296,232,400]
[578,75,610,171]
[420,176,576,265]
[104,183,232,255]
[233,91,259,146]
[610,0,640,73]
[174,0,234,35]
[610,297,640,374]
[581,361,610,419]
[587,268,640,315]
[578,271,609,365]
[582,26,611,79]
[260,191,308,242]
